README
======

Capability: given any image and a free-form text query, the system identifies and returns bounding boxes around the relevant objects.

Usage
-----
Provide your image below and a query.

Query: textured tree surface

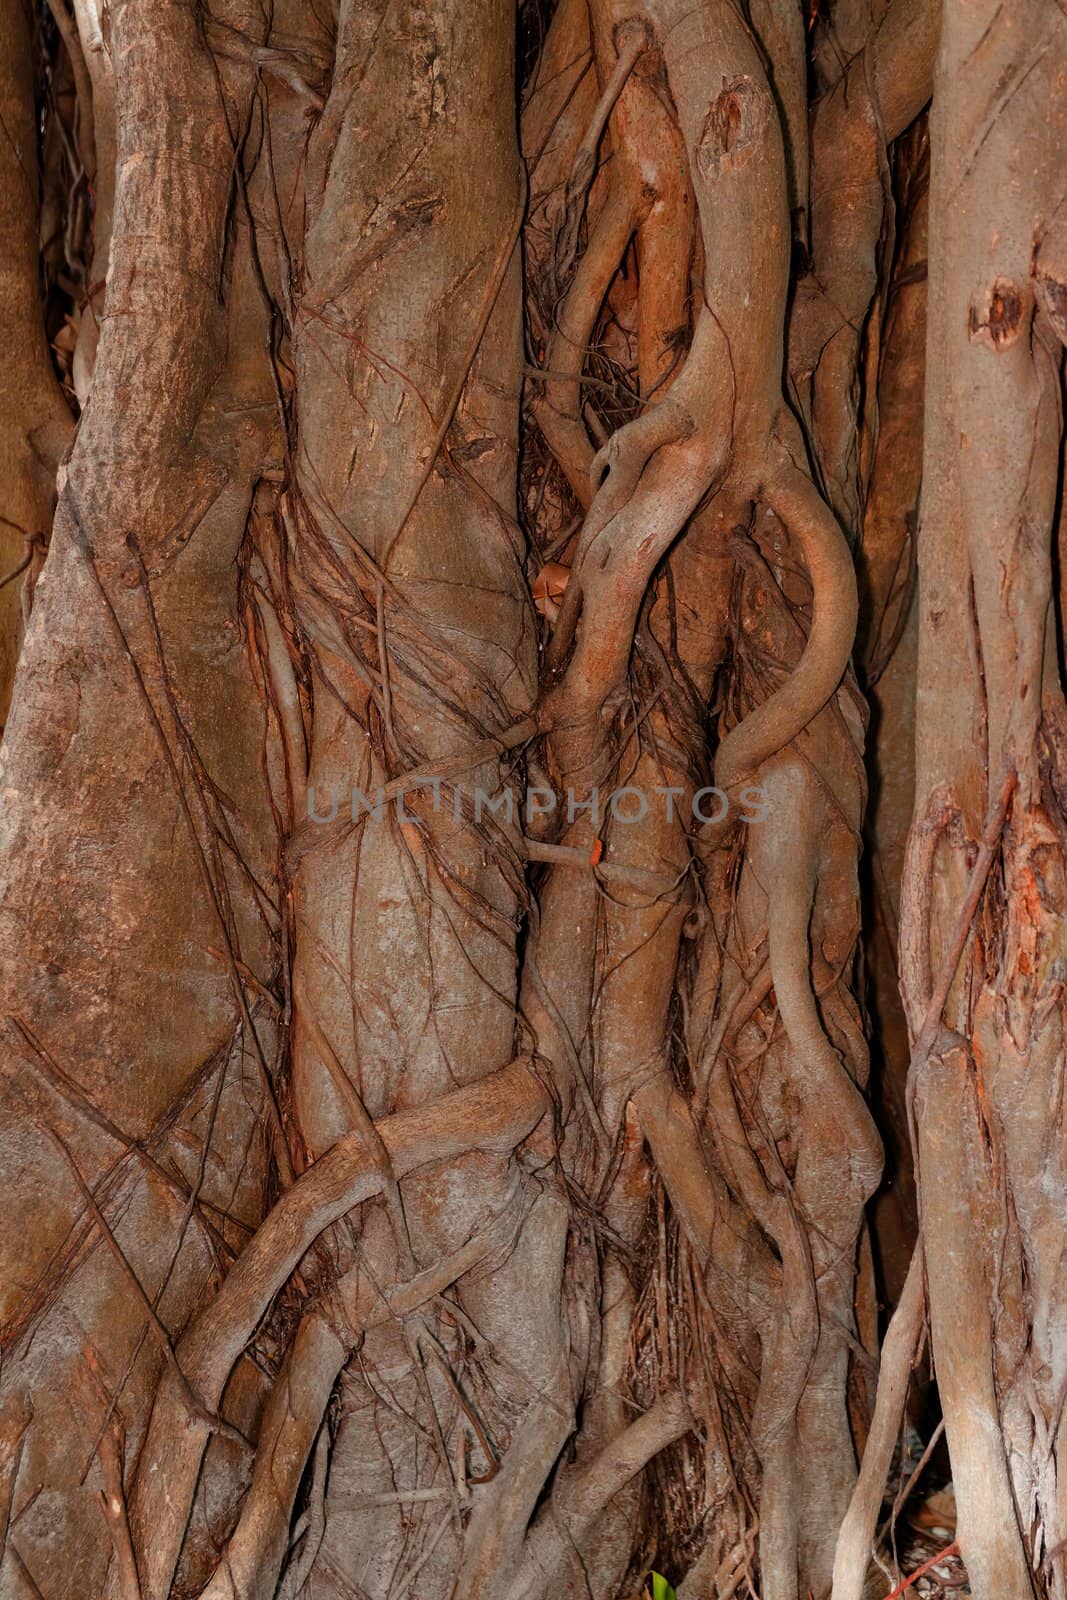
[0,2,1064,1599]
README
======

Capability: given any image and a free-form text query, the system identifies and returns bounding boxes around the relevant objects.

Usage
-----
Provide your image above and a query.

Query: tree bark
[2,2,1065,1599]
[897,4,1067,1594]
[0,0,73,722]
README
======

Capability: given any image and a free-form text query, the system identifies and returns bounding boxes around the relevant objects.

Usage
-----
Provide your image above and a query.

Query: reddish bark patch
[967,276,1027,350]
[697,76,768,179]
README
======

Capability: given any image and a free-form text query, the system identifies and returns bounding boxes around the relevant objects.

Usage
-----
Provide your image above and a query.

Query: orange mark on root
[533,561,571,623]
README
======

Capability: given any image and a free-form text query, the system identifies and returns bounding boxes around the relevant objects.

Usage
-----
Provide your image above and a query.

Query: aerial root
[120,1058,545,1600]
[831,1247,925,1600]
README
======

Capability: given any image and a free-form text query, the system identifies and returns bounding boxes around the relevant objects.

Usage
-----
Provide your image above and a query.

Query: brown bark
[0,0,73,723]
[895,5,1067,1594]
[0,2,282,1591]
[2,3,1065,1600]
[859,124,928,1307]
[792,0,937,534]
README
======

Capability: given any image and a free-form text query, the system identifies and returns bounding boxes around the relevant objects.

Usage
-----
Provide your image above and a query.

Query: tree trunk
[1,2,1064,1599]
[899,4,1067,1594]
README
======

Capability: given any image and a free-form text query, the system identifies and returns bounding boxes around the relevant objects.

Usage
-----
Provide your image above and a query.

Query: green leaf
[651,1574,677,1600]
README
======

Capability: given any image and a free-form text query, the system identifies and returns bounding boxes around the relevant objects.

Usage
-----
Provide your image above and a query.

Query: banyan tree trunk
[900,4,1067,1594]
[1,1,1065,1599]
[835,7,1067,1600]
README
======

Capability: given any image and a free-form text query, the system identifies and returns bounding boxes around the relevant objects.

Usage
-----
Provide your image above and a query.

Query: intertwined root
[523,0,879,1593]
